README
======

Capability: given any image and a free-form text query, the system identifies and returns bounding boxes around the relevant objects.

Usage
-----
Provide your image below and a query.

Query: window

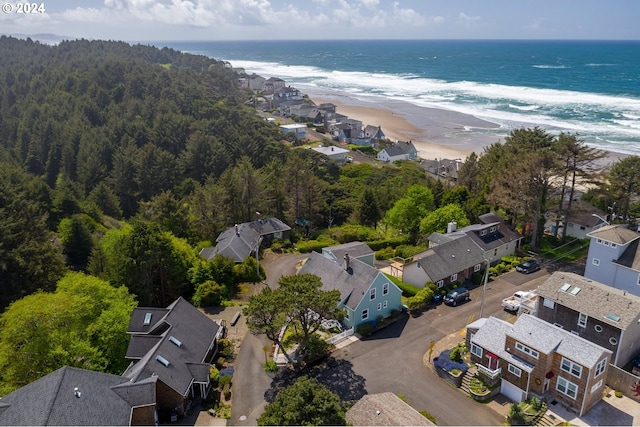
[638,274,640,286]
[474,263,481,272]
[383,300,388,309]
[612,243,617,248]
[561,357,583,378]
[556,377,578,399]
[436,280,444,288]
[578,313,587,328]
[592,258,600,266]
[591,379,603,394]
[604,241,610,247]
[383,283,389,295]
[451,273,458,282]
[543,299,555,309]
[508,364,522,377]
[370,288,376,300]
[490,226,497,233]
[361,309,369,320]
[595,358,607,377]
[377,303,382,311]
[480,229,487,236]
[471,343,482,357]
[597,238,603,244]
[515,342,539,359]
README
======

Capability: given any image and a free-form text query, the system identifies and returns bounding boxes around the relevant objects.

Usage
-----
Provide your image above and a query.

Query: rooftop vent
[143,312,152,326]
[169,336,182,348]
[74,387,81,398]
[156,355,170,367]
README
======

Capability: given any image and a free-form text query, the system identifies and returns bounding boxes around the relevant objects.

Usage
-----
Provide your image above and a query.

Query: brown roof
[536,272,640,330]
[346,392,434,426]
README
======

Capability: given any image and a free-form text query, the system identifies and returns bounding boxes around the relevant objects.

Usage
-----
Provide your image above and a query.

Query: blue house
[299,252,403,329]
[584,224,640,296]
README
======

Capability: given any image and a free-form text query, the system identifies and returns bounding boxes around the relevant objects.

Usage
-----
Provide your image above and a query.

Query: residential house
[279,123,308,139]
[331,122,353,142]
[403,234,485,288]
[322,241,375,267]
[299,252,403,329]
[200,217,291,263]
[345,392,435,426]
[584,225,640,296]
[311,145,351,165]
[317,103,337,115]
[274,86,303,102]
[544,199,608,239]
[262,77,286,95]
[123,297,223,417]
[376,141,418,162]
[247,73,265,90]
[422,158,463,180]
[0,366,157,426]
[467,314,611,416]
[536,271,640,367]
[363,125,386,141]
[304,108,324,126]
[429,213,523,265]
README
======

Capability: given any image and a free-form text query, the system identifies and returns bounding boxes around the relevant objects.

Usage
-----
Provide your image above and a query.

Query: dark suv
[444,288,470,306]
[515,259,541,274]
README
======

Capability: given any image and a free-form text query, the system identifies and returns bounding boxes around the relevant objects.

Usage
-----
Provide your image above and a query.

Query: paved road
[230,252,555,426]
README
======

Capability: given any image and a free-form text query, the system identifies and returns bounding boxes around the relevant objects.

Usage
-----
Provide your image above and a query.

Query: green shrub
[218,375,232,389]
[449,342,467,362]
[263,359,278,373]
[383,273,419,297]
[394,245,427,259]
[365,235,411,251]
[223,383,231,400]
[218,338,235,359]
[296,239,339,253]
[209,366,220,386]
[471,271,484,286]
[419,410,437,424]
[356,322,374,336]
[375,246,395,260]
[303,333,330,361]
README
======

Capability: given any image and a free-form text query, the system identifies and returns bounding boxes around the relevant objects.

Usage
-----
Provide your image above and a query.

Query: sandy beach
[298,85,627,167]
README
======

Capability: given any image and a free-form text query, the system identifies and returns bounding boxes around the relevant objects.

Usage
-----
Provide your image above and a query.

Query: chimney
[344,253,351,271]
[447,222,457,233]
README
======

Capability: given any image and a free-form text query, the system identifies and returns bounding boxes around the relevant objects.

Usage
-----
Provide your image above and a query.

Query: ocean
[157,39,640,156]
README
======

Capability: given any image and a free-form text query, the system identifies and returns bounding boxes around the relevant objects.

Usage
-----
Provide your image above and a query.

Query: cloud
[458,12,481,23]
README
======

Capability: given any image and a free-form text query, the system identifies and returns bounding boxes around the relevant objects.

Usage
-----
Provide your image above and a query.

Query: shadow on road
[264,357,367,403]
[361,313,409,341]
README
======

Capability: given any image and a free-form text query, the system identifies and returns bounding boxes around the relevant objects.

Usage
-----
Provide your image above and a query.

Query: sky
[1,0,639,42]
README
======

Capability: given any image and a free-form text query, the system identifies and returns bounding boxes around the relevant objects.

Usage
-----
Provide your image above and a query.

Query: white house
[279,123,307,139]
[311,145,350,164]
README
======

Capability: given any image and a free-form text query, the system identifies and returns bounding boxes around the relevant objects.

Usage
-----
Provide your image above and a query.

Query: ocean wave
[532,65,570,69]
[508,104,540,111]
[585,63,617,67]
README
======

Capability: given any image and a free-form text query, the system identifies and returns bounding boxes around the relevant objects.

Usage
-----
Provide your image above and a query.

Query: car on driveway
[515,259,541,274]
[444,288,470,306]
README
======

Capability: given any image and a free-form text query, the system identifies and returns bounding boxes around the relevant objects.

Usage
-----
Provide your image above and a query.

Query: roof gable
[587,224,640,245]
[322,241,374,260]
[346,392,434,426]
[411,235,485,281]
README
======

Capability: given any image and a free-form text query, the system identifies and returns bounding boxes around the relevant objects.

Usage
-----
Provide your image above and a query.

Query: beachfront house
[262,77,286,95]
[535,271,640,368]
[422,158,463,180]
[311,145,350,165]
[403,234,485,288]
[583,224,640,296]
[299,252,403,329]
[376,141,418,162]
[467,314,611,416]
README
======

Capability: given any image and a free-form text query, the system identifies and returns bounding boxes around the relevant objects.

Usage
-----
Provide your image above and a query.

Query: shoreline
[298,84,628,167]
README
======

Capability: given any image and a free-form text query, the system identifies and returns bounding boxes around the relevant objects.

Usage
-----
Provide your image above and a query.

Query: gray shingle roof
[322,241,374,260]
[587,224,640,245]
[123,297,220,397]
[537,271,640,330]
[470,317,535,373]
[0,366,156,426]
[346,392,434,426]
[299,252,380,310]
[411,235,485,282]
[509,314,611,368]
[200,217,291,262]
[616,239,640,271]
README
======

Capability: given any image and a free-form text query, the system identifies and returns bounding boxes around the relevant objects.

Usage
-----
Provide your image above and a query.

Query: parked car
[515,259,541,274]
[443,288,470,306]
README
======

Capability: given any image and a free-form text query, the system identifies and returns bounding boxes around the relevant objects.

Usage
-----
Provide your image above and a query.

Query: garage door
[501,380,524,403]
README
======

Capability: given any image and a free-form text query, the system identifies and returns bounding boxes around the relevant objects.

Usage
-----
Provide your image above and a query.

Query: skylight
[156,355,170,367]
[143,313,152,325]
[570,287,581,296]
[605,313,621,322]
[560,283,571,292]
[169,336,182,348]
